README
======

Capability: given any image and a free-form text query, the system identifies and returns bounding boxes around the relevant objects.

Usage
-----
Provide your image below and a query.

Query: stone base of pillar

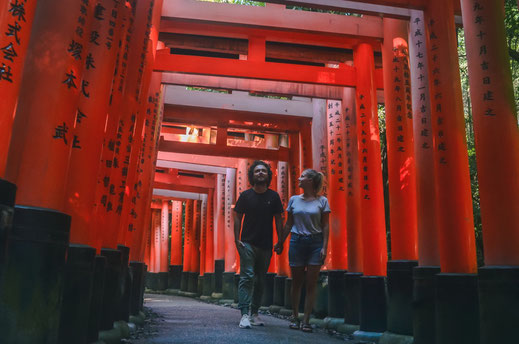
[222,272,235,299]
[129,261,146,316]
[197,275,204,296]
[100,248,123,331]
[435,273,479,344]
[180,271,189,291]
[260,272,275,307]
[157,272,168,291]
[344,272,362,325]
[58,244,96,344]
[0,178,16,282]
[202,273,214,296]
[359,276,387,333]
[187,272,199,294]
[214,260,224,293]
[168,265,182,290]
[116,245,131,323]
[146,272,160,290]
[0,206,71,343]
[353,330,383,343]
[233,273,240,303]
[87,256,107,343]
[283,277,292,310]
[386,260,418,335]
[328,269,347,318]
[479,266,519,344]
[412,266,440,344]
[314,271,328,318]
[273,275,287,306]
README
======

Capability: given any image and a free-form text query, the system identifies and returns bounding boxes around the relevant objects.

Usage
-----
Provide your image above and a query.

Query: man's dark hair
[248,160,273,187]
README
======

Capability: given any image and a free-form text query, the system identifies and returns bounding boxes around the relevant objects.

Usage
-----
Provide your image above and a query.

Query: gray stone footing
[379,332,414,344]
[98,321,130,344]
[337,323,360,335]
[323,317,344,330]
[353,330,383,343]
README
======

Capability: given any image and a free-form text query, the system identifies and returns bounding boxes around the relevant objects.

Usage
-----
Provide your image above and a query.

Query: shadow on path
[129,293,350,344]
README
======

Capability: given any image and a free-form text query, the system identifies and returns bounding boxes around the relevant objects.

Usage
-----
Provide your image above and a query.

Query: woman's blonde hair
[302,169,325,194]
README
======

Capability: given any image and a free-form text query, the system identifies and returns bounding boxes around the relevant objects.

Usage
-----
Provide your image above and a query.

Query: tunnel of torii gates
[0,0,518,343]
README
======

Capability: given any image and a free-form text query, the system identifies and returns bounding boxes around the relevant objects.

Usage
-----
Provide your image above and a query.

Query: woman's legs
[302,265,321,324]
[290,266,305,320]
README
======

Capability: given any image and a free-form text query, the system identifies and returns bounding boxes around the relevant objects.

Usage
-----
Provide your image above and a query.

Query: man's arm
[233,211,245,249]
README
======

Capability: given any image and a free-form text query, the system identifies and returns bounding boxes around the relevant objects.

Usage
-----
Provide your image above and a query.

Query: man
[233,160,284,329]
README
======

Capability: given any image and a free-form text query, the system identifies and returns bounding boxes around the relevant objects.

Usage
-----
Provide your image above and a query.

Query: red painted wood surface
[326,99,348,270]
[0,0,38,177]
[205,189,215,273]
[461,0,519,265]
[343,87,363,273]
[224,168,237,272]
[183,200,193,272]
[382,18,418,260]
[160,200,169,272]
[5,0,94,209]
[64,0,125,247]
[354,43,388,276]
[170,200,183,266]
[191,200,201,273]
[408,10,440,266]
[215,173,226,261]
[424,0,477,273]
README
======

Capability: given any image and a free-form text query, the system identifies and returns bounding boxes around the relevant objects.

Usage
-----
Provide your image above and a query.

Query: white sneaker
[249,314,264,326]
[239,314,252,329]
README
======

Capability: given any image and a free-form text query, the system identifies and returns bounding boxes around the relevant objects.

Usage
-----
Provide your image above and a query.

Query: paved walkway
[130,293,350,344]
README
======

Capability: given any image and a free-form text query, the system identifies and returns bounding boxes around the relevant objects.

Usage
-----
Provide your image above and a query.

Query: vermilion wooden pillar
[354,43,388,334]
[461,1,519,343]
[461,0,519,265]
[89,1,135,251]
[5,0,94,209]
[64,0,125,247]
[0,0,38,177]
[408,10,440,268]
[382,18,418,261]
[170,201,183,266]
[205,189,215,274]
[224,168,236,273]
[215,174,226,261]
[354,44,388,277]
[424,1,479,343]
[277,138,290,277]
[300,120,313,170]
[343,87,362,274]
[183,200,193,275]
[160,200,169,273]
[424,0,477,275]
[192,200,201,274]
[326,99,348,270]
[266,160,278,274]
[151,209,161,273]
[311,99,329,196]
[408,10,441,344]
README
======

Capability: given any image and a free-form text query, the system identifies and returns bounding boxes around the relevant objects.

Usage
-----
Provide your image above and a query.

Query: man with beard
[233,160,284,329]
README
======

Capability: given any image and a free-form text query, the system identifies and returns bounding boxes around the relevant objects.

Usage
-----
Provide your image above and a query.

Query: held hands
[273,242,283,255]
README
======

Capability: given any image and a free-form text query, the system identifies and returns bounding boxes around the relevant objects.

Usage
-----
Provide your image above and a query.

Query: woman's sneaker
[239,314,252,329]
[249,314,264,326]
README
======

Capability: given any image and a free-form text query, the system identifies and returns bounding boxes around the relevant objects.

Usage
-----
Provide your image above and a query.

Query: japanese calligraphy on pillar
[410,13,434,152]
[356,94,370,200]
[327,101,346,192]
[466,2,496,118]
[0,0,36,84]
[425,18,447,166]
[278,162,288,206]
[134,0,154,101]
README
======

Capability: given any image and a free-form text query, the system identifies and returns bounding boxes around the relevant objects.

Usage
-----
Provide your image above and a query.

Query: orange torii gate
[1,0,519,343]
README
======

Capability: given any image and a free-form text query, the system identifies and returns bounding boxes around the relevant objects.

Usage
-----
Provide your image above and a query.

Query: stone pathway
[129,293,353,344]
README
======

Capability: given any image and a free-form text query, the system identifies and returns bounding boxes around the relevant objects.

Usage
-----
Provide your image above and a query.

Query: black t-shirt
[234,188,284,250]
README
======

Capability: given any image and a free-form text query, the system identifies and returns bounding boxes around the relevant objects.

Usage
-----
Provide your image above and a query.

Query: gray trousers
[237,242,272,315]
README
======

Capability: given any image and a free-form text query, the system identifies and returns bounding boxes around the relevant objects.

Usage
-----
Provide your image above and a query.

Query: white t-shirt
[286,195,331,235]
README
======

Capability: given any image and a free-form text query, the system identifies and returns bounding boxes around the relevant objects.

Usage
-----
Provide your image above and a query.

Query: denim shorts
[288,232,324,267]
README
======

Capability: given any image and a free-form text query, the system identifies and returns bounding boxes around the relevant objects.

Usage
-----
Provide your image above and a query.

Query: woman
[274,169,330,333]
